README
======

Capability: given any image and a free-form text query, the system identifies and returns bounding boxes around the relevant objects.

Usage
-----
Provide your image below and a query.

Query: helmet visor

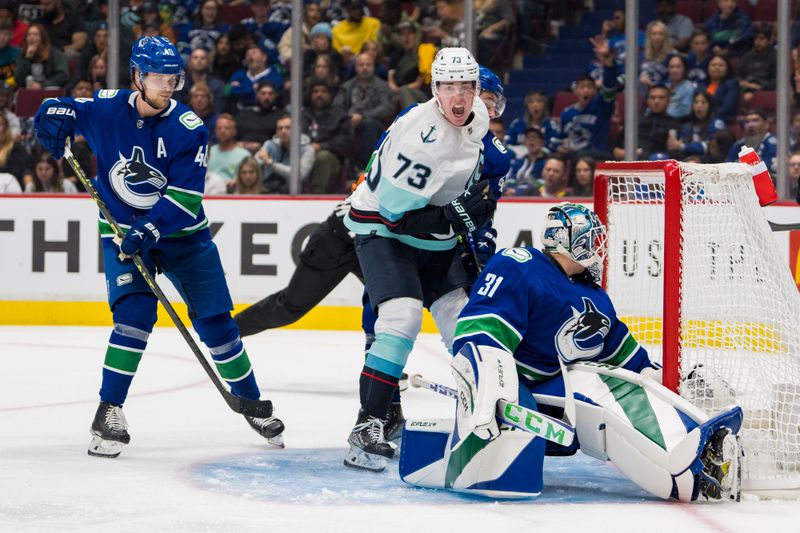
[141,71,185,91]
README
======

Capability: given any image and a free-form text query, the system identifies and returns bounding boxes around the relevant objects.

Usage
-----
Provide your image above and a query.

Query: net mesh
[602,162,800,490]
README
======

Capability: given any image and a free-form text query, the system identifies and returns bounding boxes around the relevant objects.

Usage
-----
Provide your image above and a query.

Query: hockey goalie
[399,203,744,502]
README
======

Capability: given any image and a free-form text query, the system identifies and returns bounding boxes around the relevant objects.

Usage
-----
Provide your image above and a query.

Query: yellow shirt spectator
[332,16,381,55]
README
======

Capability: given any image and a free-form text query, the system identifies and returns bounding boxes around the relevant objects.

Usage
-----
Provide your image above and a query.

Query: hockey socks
[359,366,399,418]
[100,324,149,406]
[209,338,260,400]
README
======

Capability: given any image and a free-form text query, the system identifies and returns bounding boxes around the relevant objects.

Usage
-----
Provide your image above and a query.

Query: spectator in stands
[14,23,68,89]
[640,21,675,90]
[0,170,19,192]
[665,55,695,119]
[555,36,619,160]
[488,117,505,141]
[375,0,404,61]
[244,0,290,61]
[87,54,106,91]
[505,89,557,157]
[570,155,595,197]
[79,22,107,77]
[255,113,315,194]
[25,153,76,193]
[236,80,285,154]
[205,169,228,195]
[536,153,571,198]
[704,54,739,124]
[134,2,176,43]
[0,19,18,88]
[228,43,284,110]
[343,40,388,81]
[302,78,353,193]
[0,1,27,48]
[303,23,344,79]
[686,29,712,85]
[737,23,777,108]
[268,0,293,26]
[387,19,428,109]
[231,157,267,195]
[475,0,513,73]
[707,129,736,164]
[668,90,726,161]
[601,8,643,63]
[428,0,465,47]
[332,0,381,63]
[787,152,800,201]
[175,47,226,114]
[790,111,800,152]
[174,0,230,54]
[505,127,549,196]
[613,85,680,161]
[211,34,239,82]
[307,53,341,95]
[704,0,753,57]
[656,0,693,52]
[0,111,31,189]
[278,1,322,66]
[209,113,252,184]
[0,82,18,138]
[188,82,219,145]
[36,0,87,59]
[727,108,777,174]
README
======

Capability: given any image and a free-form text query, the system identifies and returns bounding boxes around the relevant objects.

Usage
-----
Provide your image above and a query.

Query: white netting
[601,162,800,491]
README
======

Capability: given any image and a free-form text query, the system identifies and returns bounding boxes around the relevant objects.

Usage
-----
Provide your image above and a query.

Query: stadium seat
[744,90,777,115]
[676,0,704,21]
[552,91,578,117]
[14,88,65,118]
[219,4,253,25]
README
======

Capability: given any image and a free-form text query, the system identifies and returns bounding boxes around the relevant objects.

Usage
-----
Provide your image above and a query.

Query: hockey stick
[63,138,272,418]
[769,220,800,232]
[409,373,575,446]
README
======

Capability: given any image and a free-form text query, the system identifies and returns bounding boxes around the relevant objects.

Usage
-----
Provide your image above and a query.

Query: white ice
[1,326,799,533]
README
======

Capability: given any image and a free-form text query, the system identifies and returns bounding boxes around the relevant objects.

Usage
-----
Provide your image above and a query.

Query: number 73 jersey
[453,247,652,386]
[345,97,489,251]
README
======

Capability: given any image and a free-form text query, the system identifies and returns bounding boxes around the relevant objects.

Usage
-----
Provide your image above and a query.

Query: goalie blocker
[400,351,743,502]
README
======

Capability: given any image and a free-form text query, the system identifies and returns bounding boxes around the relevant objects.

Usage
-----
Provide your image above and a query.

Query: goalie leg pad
[451,343,519,441]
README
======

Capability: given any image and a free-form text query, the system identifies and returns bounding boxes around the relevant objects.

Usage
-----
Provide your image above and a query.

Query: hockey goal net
[594,160,800,491]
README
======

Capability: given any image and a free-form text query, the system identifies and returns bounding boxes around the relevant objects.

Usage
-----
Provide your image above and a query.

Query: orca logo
[109,146,168,209]
[555,297,611,362]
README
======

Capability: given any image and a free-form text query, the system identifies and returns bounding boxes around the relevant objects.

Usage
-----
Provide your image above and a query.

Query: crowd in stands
[0,0,796,202]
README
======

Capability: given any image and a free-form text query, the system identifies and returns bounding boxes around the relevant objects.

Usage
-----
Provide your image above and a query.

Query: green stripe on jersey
[215,349,253,381]
[445,432,491,488]
[165,186,203,217]
[600,375,666,449]
[516,363,557,382]
[104,345,143,374]
[454,315,522,353]
[602,333,639,367]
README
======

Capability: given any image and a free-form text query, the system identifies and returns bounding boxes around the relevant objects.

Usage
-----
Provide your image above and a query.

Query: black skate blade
[232,397,273,418]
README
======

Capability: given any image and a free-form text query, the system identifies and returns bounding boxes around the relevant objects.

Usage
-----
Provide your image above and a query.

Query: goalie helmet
[478,66,506,117]
[431,47,479,115]
[541,202,607,284]
[129,36,185,90]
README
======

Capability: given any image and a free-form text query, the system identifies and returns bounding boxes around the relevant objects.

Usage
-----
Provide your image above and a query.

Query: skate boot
[344,410,396,472]
[383,402,405,457]
[699,427,742,501]
[88,401,130,458]
[245,414,286,448]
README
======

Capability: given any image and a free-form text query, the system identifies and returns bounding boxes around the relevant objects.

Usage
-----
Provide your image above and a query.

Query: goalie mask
[541,203,607,284]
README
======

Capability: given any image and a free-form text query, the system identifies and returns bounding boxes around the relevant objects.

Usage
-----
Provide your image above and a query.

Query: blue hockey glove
[472,226,497,268]
[119,218,161,258]
[33,99,76,160]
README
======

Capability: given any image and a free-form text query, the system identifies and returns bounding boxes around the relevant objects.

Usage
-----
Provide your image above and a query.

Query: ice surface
[1,327,798,532]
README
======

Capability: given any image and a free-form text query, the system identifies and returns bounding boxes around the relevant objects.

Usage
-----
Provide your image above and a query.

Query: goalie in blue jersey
[400,203,744,502]
[32,36,285,458]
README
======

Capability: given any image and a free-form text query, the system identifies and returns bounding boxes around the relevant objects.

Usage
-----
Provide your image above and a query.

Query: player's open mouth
[452,105,465,118]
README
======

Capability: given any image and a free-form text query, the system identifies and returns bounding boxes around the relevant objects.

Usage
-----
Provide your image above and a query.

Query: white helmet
[431,47,479,113]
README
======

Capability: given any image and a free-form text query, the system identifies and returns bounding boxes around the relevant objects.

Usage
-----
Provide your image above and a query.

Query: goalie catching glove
[33,99,77,160]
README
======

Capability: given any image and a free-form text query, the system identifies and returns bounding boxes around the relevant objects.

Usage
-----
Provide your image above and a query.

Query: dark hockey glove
[119,218,161,258]
[472,226,497,268]
[33,99,76,160]
[443,180,496,235]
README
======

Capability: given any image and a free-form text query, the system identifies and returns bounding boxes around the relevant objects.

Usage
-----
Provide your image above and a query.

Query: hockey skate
[383,403,405,457]
[88,401,130,458]
[244,414,286,448]
[699,427,743,501]
[344,410,396,472]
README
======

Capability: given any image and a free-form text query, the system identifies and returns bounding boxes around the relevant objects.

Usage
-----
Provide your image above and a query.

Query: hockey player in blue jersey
[400,203,744,502]
[33,36,285,458]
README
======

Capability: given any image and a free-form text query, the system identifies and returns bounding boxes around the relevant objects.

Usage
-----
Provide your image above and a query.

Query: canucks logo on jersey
[109,146,168,209]
[555,297,611,362]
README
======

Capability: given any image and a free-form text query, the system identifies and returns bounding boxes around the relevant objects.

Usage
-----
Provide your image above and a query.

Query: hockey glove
[472,226,497,268]
[119,218,161,258]
[443,180,496,235]
[33,99,77,160]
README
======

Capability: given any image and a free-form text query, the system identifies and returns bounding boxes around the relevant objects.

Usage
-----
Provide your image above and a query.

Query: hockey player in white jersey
[343,47,495,471]
[400,203,744,502]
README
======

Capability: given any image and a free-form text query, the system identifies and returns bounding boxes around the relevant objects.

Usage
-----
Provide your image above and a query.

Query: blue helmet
[541,202,607,284]
[478,66,506,118]
[130,36,185,89]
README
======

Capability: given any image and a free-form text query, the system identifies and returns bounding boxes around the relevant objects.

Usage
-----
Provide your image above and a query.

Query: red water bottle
[738,146,778,206]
